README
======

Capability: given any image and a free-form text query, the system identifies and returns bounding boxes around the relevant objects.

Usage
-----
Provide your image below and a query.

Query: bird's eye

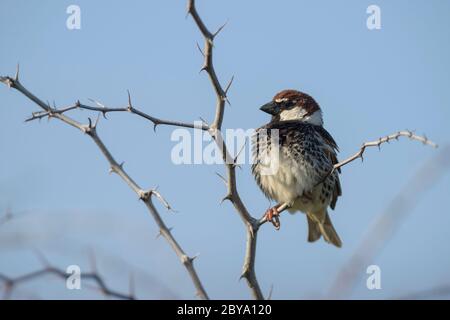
[275,98,296,109]
[283,100,295,108]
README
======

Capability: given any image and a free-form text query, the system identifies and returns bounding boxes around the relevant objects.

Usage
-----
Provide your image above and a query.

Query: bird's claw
[264,207,281,230]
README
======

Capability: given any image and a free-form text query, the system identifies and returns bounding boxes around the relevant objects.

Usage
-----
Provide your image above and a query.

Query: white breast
[257,147,318,205]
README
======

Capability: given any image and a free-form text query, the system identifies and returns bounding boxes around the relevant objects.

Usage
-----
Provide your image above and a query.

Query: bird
[251,89,342,247]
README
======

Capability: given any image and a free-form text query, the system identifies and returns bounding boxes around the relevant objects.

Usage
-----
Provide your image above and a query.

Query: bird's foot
[264,206,281,230]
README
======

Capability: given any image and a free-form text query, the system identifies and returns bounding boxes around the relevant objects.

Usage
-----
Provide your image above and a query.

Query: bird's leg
[264,203,283,230]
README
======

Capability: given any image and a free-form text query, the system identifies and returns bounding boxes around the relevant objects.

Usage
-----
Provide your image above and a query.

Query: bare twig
[24,97,209,131]
[0,74,209,300]
[333,130,437,172]
[0,267,134,300]
[0,251,134,301]
[327,145,450,299]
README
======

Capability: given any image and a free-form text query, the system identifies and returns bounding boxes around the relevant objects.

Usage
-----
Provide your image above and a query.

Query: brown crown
[273,90,320,115]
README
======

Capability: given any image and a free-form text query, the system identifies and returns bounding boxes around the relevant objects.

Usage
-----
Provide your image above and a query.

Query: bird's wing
[314,125,342,210]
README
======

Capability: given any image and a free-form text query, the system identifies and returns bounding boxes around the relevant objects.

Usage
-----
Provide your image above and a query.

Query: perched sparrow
[252,90,342,247]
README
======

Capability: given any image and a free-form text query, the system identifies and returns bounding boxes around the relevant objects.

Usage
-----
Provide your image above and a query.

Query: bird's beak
[260,102,279,115]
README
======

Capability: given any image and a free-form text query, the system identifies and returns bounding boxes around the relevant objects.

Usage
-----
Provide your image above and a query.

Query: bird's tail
[307,211,342,248]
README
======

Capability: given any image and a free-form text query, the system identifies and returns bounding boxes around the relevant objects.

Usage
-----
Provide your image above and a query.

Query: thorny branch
[187,0,264,299]
[0,71,209,300]
[0,252,135,300]
[257,130,438,226]
[333,131,437,169]
[24,91,209,131]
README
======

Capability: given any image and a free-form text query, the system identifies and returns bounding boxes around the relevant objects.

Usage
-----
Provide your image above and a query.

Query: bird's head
[259,90,323,126]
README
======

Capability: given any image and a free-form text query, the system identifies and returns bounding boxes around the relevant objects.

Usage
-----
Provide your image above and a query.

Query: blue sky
[0,0,449,299]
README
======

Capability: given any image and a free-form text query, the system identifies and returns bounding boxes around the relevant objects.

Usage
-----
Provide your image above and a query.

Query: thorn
[156,227,173,239]
[189,254,199,263]
[234,138,247,165]
[224,75,234,94]
[89,98,107,111]
[212,19,228,39]
[267,284,274,300]
[33,248,50,267]
[75,100,81,107]
[127,90,132,110]
[151,189,175,211]
[94,112,101,128]
[224,76,234,106]
[185,0,192,18]
[215,172,228,185]
[153,123,158,132]
[196,42,205,57]
[220,194,232,204]
[25,112,37,122]
[198,117,209,128]
[14,63,20,82]
[234,163,243,170]
[199,65,208,74]
[108,162,125,174]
